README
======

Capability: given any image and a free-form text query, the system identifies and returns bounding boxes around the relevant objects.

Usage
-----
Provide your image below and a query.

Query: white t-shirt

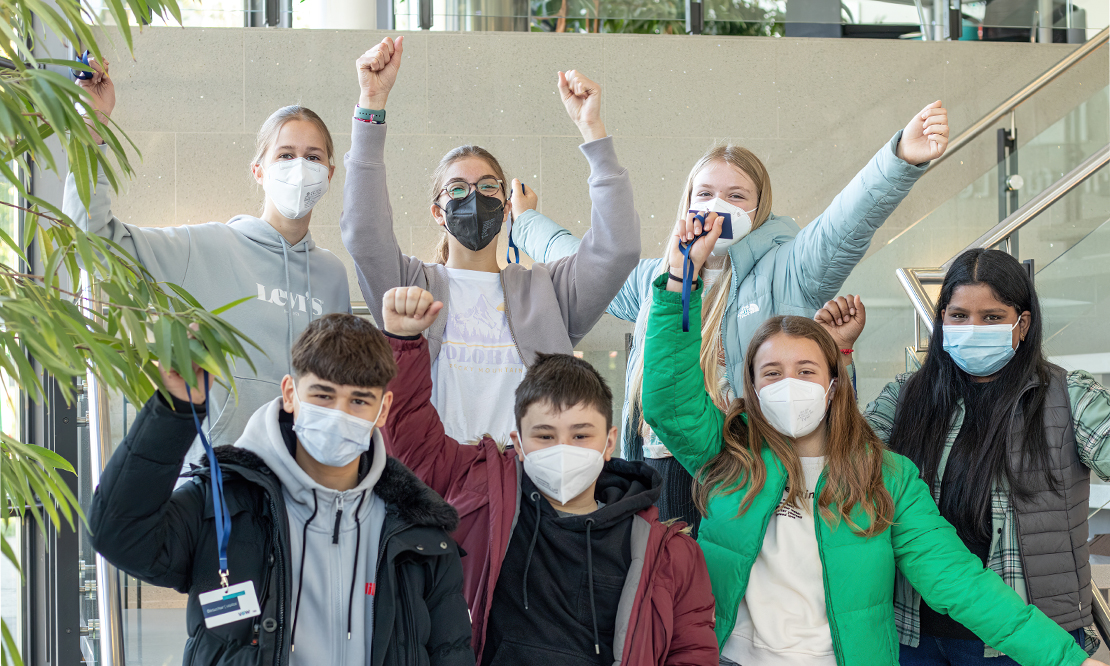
[430,268,525,445]
[722,456,836,666]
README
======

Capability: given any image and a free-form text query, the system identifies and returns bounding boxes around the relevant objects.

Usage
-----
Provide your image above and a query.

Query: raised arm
[380,287,485,498]
[642,273,726,476]
[540,71,642,341]
[887,454,1093,666]
[88,367,212,592]
[63,57,192,285]
[780,102,948,308]
[1068,370,1110,480]
[340,37,429,328]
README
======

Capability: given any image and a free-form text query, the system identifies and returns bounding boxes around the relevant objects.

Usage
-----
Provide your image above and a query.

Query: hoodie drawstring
[584,518,599,655]
[305,247,313,324]
[290,489,319,652]
[346,491,367,639]
[521,491,543,610]
[280,239,294,375]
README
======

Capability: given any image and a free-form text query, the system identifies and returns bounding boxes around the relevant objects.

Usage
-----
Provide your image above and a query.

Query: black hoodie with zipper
[479,458,661,666]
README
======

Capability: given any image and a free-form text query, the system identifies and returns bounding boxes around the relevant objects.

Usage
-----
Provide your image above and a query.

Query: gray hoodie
[63,170,352,447]
[340,120,641,365]
[235,397,388,666]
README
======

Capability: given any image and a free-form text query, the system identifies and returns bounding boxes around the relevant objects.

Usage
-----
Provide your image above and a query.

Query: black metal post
[685,0,703,34]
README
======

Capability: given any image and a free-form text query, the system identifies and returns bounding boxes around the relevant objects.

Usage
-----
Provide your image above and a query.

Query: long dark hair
[888,249,1054,542]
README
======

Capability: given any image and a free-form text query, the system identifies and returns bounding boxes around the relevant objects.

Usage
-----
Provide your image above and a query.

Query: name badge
[199,581,261,629]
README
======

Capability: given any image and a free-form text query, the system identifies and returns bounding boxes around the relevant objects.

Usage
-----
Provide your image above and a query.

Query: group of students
[77,34,1110,666]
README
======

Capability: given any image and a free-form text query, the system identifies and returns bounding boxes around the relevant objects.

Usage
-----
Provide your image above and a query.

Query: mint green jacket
[640,275,1089,666]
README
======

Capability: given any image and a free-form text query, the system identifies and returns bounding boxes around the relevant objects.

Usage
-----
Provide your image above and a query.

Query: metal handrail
[897,142,1109,332]
[80,276,126,666]
[929,27,1108,170]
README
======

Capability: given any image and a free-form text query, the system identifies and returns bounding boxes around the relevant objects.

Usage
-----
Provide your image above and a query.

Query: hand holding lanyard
[674,211,722,332]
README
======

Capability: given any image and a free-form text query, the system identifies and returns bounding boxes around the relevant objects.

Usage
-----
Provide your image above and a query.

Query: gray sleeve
[63,163,192,286]
[339,119,429,327]
[542,136,641,343]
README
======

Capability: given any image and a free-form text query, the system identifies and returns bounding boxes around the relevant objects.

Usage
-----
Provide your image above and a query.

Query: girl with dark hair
[818,248,1110,664]
[640,238,1107,665]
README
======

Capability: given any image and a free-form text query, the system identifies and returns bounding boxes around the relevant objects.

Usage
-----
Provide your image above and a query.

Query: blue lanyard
[505,212,521,264]
[679,239,697,333]
[185,371,232,588]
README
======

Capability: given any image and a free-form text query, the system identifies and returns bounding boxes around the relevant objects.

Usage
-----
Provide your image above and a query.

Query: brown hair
[694,316,894,538]
[291,313,397,388]
[252,105,336,168]
[514,353,613,432]
[428,145,509,264]
[628,144,774,428]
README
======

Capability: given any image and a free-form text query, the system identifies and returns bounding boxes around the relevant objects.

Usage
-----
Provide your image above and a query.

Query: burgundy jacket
[384,336,718,666]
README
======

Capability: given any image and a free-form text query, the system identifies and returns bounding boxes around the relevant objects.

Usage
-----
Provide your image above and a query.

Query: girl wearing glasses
[511,102,949,534]
[340,37,640,444]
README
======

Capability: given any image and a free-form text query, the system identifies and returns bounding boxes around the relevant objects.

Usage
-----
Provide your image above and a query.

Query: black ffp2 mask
[442,190,505,252]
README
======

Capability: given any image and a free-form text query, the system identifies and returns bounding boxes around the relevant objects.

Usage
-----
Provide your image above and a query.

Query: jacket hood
[227,215,316,253]
[233,397,387,510]
[725,213,798,284]
[520,456,662,531]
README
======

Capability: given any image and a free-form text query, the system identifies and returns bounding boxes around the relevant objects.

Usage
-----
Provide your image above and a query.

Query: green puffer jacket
[640,275,1089,666]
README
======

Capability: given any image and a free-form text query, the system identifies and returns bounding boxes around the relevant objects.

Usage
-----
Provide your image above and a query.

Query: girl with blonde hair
[512,101,949,532]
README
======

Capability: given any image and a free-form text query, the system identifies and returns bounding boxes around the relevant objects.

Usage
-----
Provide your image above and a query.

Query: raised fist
[898,100,949,165]
[382,286,443,337]
[558,70,606,142]
[356,36,404,109]
[510,179,538,219]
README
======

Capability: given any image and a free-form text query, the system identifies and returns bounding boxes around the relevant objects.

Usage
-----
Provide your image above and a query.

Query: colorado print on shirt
[432,269,525,445]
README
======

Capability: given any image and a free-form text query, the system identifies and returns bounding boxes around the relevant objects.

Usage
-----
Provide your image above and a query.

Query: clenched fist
[382,287,443,338]
[357,36,404,110]
[558,70,606,143]
[897,100,949,165]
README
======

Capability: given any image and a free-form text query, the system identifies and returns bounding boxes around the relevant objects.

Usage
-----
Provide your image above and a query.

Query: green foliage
[0,1,257,664]
[528,0,782,34]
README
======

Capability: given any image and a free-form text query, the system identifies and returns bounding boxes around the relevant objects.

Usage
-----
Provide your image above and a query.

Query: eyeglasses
[440,178,503,201]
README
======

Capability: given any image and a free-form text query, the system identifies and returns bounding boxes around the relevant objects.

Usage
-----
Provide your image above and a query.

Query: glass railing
[1037,215,1110,369]
[840,83,1110,405]
[78,0,1107,35]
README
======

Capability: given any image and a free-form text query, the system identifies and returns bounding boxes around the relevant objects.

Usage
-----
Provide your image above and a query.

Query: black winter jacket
[88,394,473,666]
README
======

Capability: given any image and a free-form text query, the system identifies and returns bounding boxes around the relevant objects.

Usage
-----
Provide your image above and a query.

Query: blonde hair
[251,105,335,168]
[628,145,773,434]
[429,145,509,264]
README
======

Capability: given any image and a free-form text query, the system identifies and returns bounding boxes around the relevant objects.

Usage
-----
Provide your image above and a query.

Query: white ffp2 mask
[263,158,330,220]
[690,198,755,256]
[758,378,833,439]
[520,444,605,505]
[292,390,383,468]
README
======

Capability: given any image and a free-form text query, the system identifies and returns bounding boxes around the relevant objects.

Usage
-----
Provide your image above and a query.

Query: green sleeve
[887,454,1089,666]
[641,274,725,476]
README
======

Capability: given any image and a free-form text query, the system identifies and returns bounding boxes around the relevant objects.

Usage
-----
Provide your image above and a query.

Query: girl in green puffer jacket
[639,216,1106,666]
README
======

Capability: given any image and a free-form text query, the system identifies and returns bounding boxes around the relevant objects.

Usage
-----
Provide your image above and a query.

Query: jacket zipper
[268,494,288,666]
[499,272,529,369]
[812,472,845,666]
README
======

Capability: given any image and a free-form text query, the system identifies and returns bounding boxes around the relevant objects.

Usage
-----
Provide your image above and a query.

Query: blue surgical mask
[942,322,1019,377]
[292,389,383,467]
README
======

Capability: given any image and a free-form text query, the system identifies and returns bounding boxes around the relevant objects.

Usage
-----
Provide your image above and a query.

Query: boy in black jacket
[89,313,472,666]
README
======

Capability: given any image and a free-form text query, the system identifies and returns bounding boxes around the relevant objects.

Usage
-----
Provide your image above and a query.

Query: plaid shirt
[864,369,1110,657]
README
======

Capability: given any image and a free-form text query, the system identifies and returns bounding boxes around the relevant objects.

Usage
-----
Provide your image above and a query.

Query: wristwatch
[354,105,386,124]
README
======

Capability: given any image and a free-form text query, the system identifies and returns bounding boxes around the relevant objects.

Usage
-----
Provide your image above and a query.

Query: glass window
[1,161,23,664]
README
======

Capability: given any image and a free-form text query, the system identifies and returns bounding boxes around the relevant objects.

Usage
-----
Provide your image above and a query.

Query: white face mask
[292,389,383,468]
[690,197,755,256]
[520,444,605,505]
[758,378,834,439]
[262,158,330,220]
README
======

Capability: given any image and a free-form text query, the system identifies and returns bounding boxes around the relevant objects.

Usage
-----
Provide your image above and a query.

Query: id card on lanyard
[187,371,261,629]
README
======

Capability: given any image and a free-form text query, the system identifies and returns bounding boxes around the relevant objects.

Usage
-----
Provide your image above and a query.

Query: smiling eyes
[277,152,323,162]
[694,190,747,200]
[948,312,1006,322]
[309,393,369,406]
[762,368,817,379]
